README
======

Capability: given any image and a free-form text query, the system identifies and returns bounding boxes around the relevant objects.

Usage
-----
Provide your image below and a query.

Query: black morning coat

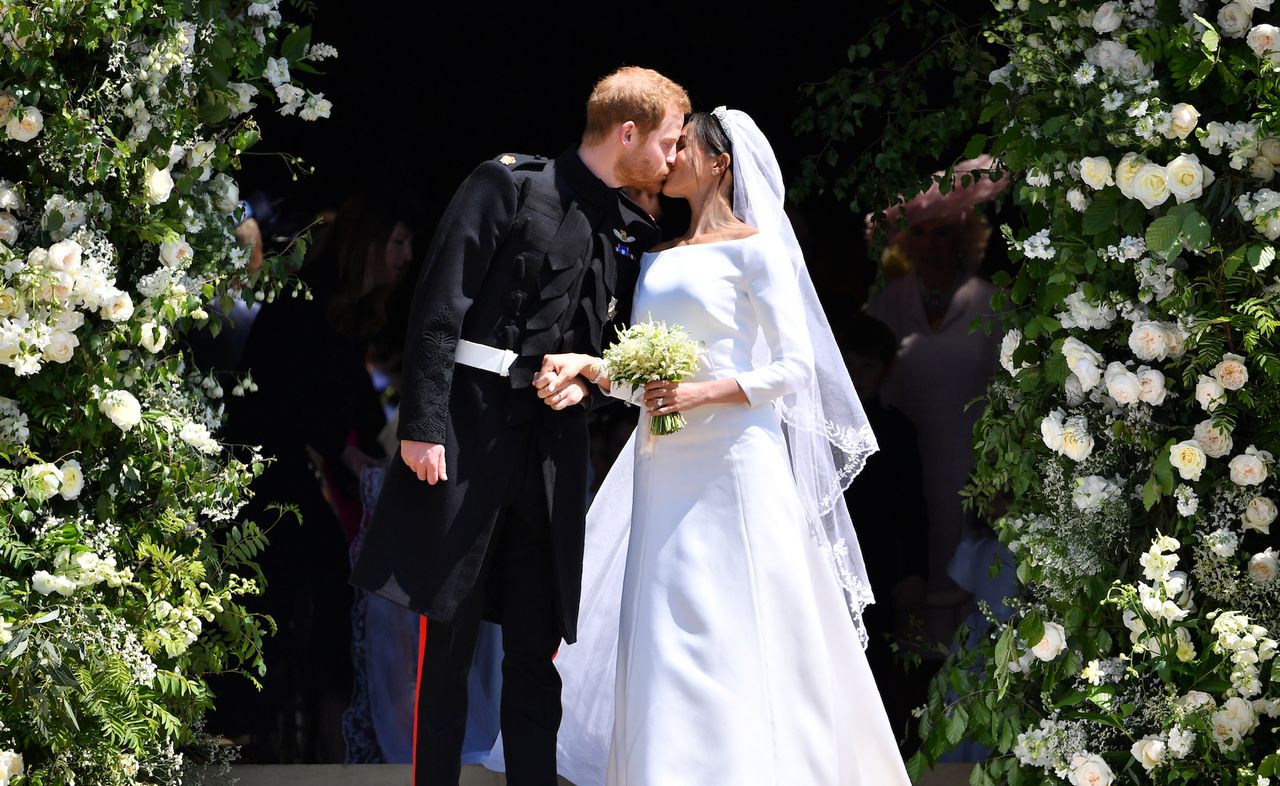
[350,149,659,643]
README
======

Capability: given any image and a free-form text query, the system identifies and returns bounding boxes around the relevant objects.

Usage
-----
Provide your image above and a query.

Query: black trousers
[414,433,564,786]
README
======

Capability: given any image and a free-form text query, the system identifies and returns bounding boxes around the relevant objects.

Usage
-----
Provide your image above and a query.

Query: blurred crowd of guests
[195,157,1018,764]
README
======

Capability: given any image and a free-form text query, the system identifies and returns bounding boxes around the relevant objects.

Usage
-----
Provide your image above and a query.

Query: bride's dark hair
[684,111,734,198]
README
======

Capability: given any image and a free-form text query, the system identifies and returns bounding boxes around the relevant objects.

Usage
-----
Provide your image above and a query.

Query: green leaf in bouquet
[1181,210,1211,251]
[280,25,312,63]
[1225,244,1252,278]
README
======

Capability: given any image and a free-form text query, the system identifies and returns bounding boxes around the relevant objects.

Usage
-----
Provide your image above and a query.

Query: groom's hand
[535,353,595,396]
[401,440,447,484]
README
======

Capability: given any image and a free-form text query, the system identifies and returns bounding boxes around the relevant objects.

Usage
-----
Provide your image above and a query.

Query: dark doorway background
[239,1,976,305]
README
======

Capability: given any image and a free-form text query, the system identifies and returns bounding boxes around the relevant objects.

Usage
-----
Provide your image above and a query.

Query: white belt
[455,339,518,377]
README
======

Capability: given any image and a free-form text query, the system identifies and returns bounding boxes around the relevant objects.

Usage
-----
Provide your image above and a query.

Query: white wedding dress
[492,232,911,785]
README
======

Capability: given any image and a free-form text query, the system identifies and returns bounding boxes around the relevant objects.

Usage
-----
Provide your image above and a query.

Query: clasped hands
[534,353,707,416]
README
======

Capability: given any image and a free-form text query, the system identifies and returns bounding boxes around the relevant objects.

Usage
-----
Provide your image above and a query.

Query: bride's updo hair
[684,111,733,197]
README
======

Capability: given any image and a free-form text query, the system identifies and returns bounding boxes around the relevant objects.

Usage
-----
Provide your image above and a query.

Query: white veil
[713,106,879,641]
[486,107,881,786]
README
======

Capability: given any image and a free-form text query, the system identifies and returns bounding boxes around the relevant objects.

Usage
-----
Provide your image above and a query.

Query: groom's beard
[615,147,667,194]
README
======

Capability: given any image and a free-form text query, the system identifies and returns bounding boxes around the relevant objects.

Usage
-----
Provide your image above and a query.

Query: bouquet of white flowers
[603,320,703,436]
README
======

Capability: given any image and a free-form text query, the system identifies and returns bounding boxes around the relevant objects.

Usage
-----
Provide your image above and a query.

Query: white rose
[45,239,81,273]
[0,750,21,779]
[100,290,134,323]
[1073,475,1117,510]
[185,140,216,182]
[1041,409,1066,452]
[1031,621,1068,661]
[1167,154,1208,203]
[1262,138,1280,166]
[1168,103,1200,140]
[1092,2,1124,33]
[5,106,43,142]
[140,321,167,354]
[1087,39,1127,72]
[159,235,193,267]
[0,288,18,318]
[1062,337,1104,390]
[1243,496,1277,533]
[0,210,17,245]
[1179,690,1216,710]
[59,459,83,500]
[1079,156,1114,190]
[1132,163,1171,209]
[1061,416,1095,462]
[1104,362,1140,405]
[22,462,62,501]
[210,173,240,215]
[1169,440,1208,481]
[1195,375,1226,412]
[1220,2,1255,39]
[1193,419,1233,458]
[32,570,60,595]
[1213,353,1249,390]
[1252,156,1277,182]
[1067,188,1090,212]
[1115,153,1144,199]
[1218,696,1260,736]
[1249,548,1279,582]
[143,161,174,206]
[1249,24,1280,56]
[1068,752,1115,786]
[1136,367,1167,405]
[98,389,142,432]
[43,329,78,364]
[1229,451,1269,486]
[1130,736,1166,772]
[1129,321,1171,362]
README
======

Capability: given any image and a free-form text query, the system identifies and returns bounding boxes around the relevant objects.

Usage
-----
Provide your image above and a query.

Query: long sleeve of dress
[397,161,518,445]
[733,234,816,407]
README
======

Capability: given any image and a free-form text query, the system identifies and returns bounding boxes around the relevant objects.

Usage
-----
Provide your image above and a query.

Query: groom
[350,67,689,786]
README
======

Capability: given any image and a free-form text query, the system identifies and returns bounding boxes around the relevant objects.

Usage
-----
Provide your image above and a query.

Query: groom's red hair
[583,66,690,143]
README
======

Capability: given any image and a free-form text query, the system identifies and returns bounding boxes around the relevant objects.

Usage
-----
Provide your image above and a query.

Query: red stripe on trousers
[412,615,428,785]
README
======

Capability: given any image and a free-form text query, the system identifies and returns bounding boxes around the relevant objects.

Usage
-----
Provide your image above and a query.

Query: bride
[516,107,911,785]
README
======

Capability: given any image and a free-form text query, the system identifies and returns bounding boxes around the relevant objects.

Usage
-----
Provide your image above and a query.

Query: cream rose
[1129,321,1171,362]
[0,288,18,318]
[43,329,78,364]
[1217,696,1260,736]
[1213,353,1249,390]
[100,290,134,323]
[1104,361,1140,405]
[1132,163,1172,209]
[1136,367,1167,405]
[22,462,62,502]
[1061,416,1095,462]
[1169,440,1208,481]
[1243,496,1277,533]
[1068,752,1115,786]
[1195,375,1226,412]
[1193,419,1233,458]
[1168,103,1200,140]
[1251,156,1277,182]
[59,459,84,500]
[1092,2,1124,33]
[143,161,175,205]
[0,750,20,780]
[1167,154,1208,203]
[1249,24,1280,55]
[1031,621,1068,661]
[0,210,17,245]
[1115,152,1144,199]
[1229,451,1269,486]
[1041,409,1066,452]
[1249,548,1279,582]
[5,106,43,142]
[1079,156,1114,190]
[140,321,167,354]
[45,239,81,273]
[98,389,142,432]
[1130,736,1166,772]
[1062,337,1104,391]
[159,235,193,267]
[1262,138,1280,166]
[1220,2,1255,39]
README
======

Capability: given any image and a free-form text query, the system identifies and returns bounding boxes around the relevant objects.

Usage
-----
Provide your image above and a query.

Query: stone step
[221,762,975,785]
